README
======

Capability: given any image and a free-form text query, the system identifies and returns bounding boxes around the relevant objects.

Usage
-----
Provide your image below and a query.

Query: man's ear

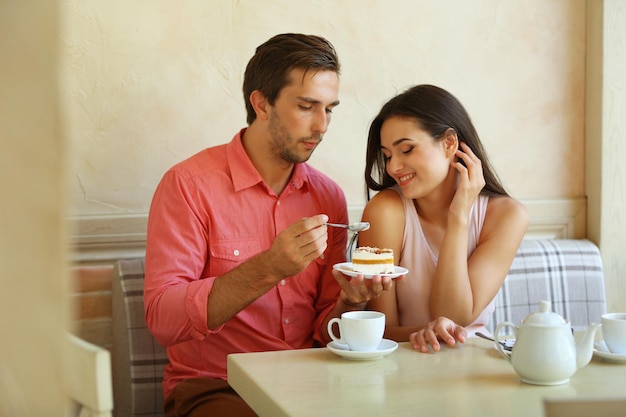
[250,90,270,121]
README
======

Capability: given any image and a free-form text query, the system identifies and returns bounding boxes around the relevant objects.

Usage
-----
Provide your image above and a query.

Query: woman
[360,84,528,352]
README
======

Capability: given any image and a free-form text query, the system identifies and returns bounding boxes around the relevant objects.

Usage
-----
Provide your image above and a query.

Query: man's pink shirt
[144,130,348,399]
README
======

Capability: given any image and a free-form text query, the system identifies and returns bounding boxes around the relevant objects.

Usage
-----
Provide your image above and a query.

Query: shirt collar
[227,128,309,194]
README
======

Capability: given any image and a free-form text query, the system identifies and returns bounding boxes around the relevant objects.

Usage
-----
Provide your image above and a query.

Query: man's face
[267,68,340,164]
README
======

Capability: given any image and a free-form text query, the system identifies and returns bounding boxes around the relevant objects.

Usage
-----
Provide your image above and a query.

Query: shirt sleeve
[143,169,220,347]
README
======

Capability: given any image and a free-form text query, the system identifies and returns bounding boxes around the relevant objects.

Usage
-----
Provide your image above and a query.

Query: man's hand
[264,214,329,279]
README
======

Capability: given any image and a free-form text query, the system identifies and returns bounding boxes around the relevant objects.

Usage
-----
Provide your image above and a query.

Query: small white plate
[333,262,408,279]
[326,339,399,361]
[593,341,626,363]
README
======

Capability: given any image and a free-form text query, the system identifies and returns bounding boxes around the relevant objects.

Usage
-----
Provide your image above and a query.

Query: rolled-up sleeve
[144,169,222,346]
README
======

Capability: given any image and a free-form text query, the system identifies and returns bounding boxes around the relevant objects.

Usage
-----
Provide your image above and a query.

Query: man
[144,33,394,417]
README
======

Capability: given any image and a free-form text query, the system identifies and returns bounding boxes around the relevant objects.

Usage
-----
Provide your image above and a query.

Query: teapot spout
[576,323,601,369]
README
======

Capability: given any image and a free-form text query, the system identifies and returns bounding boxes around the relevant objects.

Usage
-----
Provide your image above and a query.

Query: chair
[66,333,114,417]
[112,259,168,417]
[488,239,607,334]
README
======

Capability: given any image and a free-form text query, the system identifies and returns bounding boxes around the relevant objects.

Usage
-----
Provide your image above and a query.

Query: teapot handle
[494,321,516,361]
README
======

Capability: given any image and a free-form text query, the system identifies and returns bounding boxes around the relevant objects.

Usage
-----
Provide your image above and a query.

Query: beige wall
[62,0,586,215]
[0,1,70,416]
[586,0,626,313]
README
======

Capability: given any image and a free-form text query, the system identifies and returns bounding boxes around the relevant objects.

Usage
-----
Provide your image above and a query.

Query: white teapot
[494,300,600,385]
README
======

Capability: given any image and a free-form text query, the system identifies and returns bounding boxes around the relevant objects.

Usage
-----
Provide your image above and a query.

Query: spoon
[326,222,370,232]
[476,332,514,351]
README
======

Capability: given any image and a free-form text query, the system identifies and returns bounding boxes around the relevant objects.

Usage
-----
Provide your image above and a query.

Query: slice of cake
[352,246,394,274]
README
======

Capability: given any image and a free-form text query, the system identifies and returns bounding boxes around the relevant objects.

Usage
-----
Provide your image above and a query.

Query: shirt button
[277,201,281,206]
[320,254,325,260]
[285,318,290,324]
[233,249,240,256]
[280,279,286,286]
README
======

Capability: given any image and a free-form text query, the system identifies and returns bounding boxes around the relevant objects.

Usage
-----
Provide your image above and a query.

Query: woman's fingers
[410,317,467,353]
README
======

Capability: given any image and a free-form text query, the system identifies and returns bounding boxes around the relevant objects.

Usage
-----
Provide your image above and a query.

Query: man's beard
[268,110,321,164]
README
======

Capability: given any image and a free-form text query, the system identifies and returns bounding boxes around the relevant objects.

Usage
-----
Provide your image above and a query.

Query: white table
[228,338,626,417]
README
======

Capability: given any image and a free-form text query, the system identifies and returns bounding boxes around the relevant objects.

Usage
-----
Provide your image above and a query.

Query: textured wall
[60,0,586,216]
[1,1,70,416]
[585,0,626,313]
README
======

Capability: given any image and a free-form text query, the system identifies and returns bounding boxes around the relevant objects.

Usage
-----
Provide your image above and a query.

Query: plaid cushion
[112,259,168,417]
[487,239,606,334]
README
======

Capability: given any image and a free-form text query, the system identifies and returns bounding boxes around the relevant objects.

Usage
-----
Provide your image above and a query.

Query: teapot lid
[522,300,567,326]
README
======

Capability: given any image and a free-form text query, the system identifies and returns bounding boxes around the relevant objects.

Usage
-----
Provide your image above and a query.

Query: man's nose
[311,109,330,134]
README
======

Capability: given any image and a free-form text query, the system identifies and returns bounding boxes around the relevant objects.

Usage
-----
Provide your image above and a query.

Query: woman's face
[380,116,454,200]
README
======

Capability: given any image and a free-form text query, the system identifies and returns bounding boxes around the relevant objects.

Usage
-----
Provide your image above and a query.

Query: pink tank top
[393,187,495,337]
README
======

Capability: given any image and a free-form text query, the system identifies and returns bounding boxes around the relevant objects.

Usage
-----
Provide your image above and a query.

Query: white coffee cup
[601,312,626,354]
[327,311,385,351]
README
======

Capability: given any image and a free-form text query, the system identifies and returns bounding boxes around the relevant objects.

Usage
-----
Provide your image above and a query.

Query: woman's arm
[430,196,529,324]
[428,142,529,324]
[359,189,423,341]
[411,197,528,352]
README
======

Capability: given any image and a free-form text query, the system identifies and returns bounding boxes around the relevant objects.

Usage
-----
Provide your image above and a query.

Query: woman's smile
[397,173,416,186]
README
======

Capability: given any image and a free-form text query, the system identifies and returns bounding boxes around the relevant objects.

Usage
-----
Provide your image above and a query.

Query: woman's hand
[331,269,394,310]
[409,317,467,352]
[449,142,486,218]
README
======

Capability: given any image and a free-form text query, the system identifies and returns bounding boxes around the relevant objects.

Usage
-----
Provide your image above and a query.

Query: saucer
[327,339,399,361]
[333,262,408,279]
[593,340,626,363]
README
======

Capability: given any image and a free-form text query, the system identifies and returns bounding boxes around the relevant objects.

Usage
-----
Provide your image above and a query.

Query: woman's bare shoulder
[487,196,528,219]
[484,196,529,236]
[364,189,405,216]
[360,189,406,252]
